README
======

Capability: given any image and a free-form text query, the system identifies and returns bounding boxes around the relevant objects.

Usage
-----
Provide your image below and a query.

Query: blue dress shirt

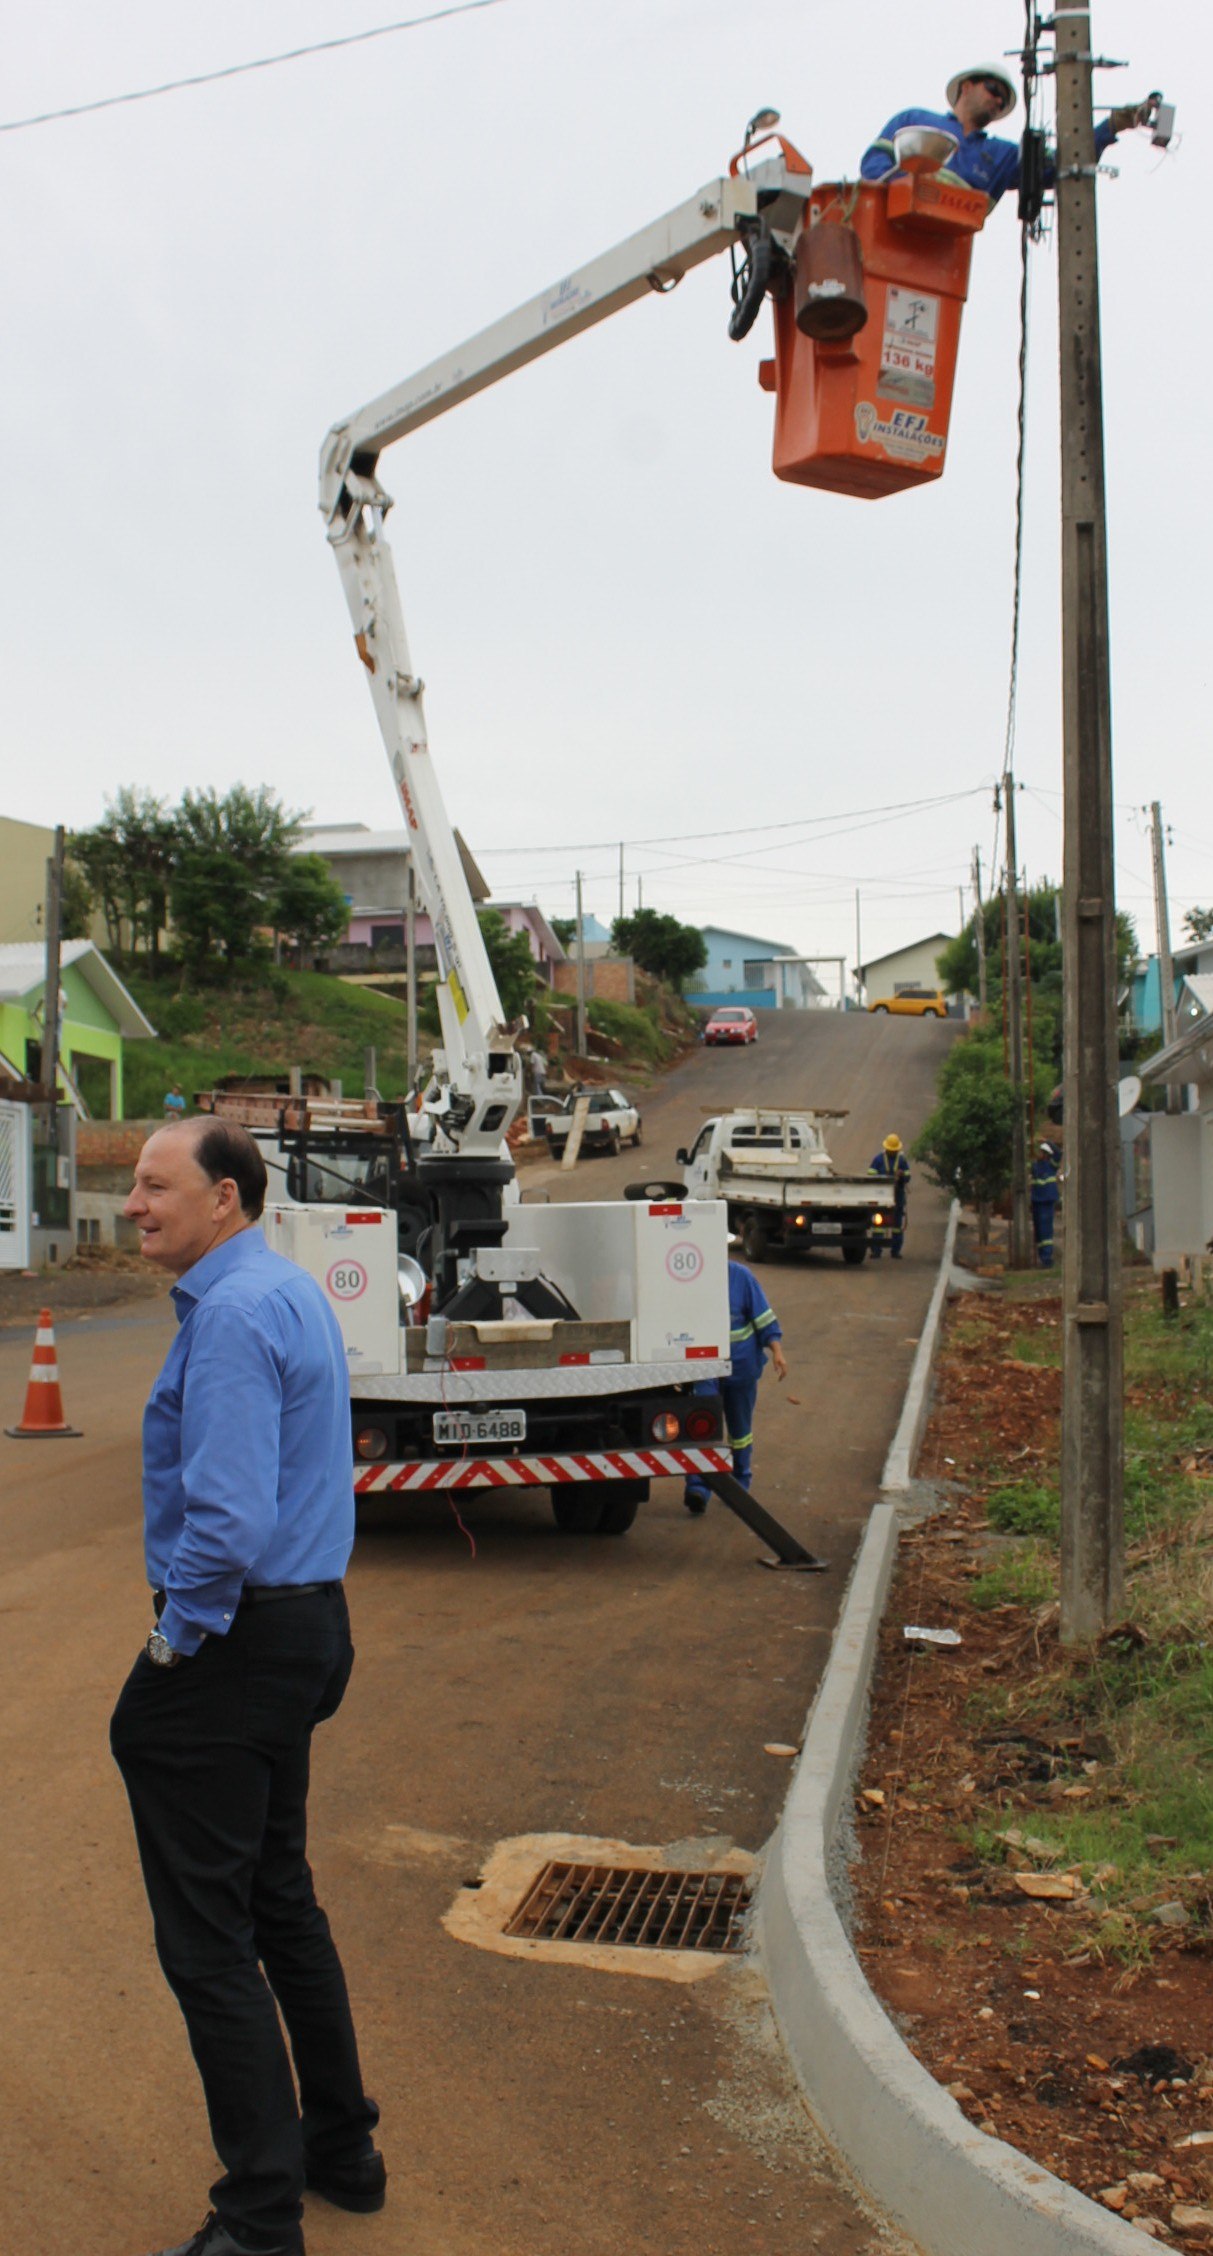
[144,1230,355,1655]
[860,107,1117,206]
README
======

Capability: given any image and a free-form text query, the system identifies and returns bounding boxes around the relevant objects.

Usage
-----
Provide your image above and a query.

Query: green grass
[119,962,418,1114]
[586,996,676,1068]
[957,1282,1213,1945]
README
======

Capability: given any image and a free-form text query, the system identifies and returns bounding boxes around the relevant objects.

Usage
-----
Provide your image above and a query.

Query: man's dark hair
[190,1118,268,1221]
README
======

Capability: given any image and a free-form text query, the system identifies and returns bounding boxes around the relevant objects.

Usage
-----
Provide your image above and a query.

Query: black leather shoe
[304,2148,388,2213]
[147,2213,304,2256]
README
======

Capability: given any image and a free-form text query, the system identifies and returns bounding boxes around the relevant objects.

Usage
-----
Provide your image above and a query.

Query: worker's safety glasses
[974,77,1007,100]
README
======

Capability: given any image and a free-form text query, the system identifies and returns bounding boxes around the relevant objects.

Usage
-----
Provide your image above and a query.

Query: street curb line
[880,1197,960,1494]
[756,1204,1148,2256]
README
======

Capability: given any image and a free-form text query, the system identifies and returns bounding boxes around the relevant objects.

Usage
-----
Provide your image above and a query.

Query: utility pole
[973,847,988,1012]
[1056,0,1124,1642]
[854,888,862,1003]
[574,869,588,1057]
[1003,776,1032,1266]
[618,842,625,926]
[43,825,65,1158]
[1148,801,1180,1113]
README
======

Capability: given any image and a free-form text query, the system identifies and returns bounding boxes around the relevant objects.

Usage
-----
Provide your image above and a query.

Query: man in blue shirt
[110,1117,384,2256]
[1030,1138,1062,1268]
[685,1254,787,1511]
[868,1133,911,1260]
[861,61,1149,208]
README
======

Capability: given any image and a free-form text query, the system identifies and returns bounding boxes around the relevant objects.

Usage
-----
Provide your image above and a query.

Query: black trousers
[111,1585,377,2253]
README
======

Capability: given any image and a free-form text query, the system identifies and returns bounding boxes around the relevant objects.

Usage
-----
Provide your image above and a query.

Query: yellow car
[867,987,948,1019]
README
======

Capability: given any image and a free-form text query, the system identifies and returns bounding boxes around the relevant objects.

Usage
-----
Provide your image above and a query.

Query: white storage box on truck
[676,1110,887,1266]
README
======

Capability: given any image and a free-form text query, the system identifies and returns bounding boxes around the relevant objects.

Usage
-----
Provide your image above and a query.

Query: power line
[473,784,987,860]
[0,1,505,135]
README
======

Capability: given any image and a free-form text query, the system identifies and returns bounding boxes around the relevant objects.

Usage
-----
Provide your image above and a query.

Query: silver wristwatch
[146,1628,182,1669]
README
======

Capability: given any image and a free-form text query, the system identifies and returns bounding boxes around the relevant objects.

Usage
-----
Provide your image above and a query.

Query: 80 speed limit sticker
[665,1242,704,1284]
[326,1259,368,1302]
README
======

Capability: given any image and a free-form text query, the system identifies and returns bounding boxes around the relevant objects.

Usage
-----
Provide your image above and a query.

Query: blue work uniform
[685,1261,783,1504]
[1030,1152,1061,1267]
[860,107,1118,207]
[868,1149,911,1258]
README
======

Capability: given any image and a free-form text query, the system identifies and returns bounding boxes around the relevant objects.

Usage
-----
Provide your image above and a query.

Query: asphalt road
[0,1009,954,2256]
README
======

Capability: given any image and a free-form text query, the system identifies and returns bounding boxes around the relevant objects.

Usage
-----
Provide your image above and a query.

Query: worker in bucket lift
[1030,1138,1061,1269]
[684,1247,787,1515]
[860,63,1157,208]
[868,1133,910,1260]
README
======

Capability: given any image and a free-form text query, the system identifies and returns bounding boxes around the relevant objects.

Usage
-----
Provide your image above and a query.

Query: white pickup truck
[675,1110,887,1266]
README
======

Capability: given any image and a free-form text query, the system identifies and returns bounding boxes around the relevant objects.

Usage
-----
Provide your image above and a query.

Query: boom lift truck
[275,115,989,1554]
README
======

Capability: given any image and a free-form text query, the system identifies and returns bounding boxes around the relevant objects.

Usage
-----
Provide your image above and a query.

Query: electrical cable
[0,1,505,136]
[475,785,989,863]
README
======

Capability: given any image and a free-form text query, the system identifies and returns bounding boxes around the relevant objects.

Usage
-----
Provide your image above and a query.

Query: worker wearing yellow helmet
[868,1132,910,1261]
[861,62,1157,209]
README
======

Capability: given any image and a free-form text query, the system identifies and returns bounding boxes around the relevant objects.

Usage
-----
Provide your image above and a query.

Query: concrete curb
[756,1207,1148,2256]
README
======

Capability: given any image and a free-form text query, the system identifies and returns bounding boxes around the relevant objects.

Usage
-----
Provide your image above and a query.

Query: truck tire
[740,1212,768,1263]
[552,1480,644,1535]
[842,1241,867,1265]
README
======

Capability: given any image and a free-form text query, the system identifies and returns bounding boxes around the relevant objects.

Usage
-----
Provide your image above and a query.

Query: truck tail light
[684,1407,718,1442]
[650,1410,682,1443]
[793,1213,807,1229]
[872,1211,884,1227]
[355,1425,390,1461]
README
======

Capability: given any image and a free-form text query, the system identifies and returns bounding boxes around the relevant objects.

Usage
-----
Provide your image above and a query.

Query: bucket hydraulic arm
[319,143,811,1308]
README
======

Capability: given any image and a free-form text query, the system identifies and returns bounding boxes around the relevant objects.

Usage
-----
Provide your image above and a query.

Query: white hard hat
[946,62,1018,121]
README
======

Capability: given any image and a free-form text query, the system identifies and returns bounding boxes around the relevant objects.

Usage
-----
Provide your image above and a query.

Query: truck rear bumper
[355,1444,734,1494]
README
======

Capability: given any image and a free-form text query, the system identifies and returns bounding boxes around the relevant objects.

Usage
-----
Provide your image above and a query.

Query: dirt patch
[0,1248,169,1328]
[852,1239,1213,2248]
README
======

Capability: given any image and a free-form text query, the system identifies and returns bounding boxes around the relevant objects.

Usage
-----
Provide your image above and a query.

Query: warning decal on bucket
[877,285,939,408]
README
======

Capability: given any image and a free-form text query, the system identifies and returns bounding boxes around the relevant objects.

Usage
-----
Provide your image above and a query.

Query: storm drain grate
[504,1861,750,1953]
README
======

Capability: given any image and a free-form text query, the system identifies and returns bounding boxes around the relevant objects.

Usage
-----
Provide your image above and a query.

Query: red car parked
[704,1007,759,1046]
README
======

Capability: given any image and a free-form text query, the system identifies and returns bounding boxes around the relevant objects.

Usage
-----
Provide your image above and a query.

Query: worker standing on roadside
[868,1133,910,1260]
[684,1250,787,1512]
[860,63,1155,208]
[1030,1139,1061,1269]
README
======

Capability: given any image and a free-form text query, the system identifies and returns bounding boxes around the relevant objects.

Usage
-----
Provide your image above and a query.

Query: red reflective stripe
[685,1345,718,1359]
[648,1203,682,1216]
[450,1356,486,1371]
[558,1353,591,1366]
[344,1213,382,1225]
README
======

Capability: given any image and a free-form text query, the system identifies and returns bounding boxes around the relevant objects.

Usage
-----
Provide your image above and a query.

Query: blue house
[687,925,826,1012]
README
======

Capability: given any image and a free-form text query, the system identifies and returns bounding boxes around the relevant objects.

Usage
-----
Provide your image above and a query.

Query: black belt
[152,1581,340,1619]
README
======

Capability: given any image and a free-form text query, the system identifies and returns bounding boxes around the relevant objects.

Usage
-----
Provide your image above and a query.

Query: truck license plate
[432,1408,527,1447]
[815,1221,843,1235]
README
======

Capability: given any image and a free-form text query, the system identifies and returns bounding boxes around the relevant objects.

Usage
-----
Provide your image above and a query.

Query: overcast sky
[2,1,1203,980]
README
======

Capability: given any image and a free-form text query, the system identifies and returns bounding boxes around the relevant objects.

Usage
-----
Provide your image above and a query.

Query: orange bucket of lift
[760,175,990,499]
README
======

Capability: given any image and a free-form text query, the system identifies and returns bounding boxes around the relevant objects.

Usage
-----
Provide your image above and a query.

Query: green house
[0,941,155,1119]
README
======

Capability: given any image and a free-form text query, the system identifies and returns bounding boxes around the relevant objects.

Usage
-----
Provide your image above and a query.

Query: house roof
[1140,976,1213,1084]
[700,925,797,955]
[296,824,489,901]
[0,941,156,1039]
[859,934,953,979]
[490,903,568,963]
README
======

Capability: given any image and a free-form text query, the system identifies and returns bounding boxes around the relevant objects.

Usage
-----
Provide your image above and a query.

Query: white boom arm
[320,155,810,1161]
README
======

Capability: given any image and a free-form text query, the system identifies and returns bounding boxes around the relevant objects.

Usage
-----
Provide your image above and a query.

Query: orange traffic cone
[5,1308,83,1438]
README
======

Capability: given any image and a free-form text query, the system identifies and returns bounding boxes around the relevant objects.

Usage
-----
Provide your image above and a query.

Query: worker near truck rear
[684,1254,787,1512]
[1030,1138,1061,1268]
[860,63,1154,206]
[868,1133,910,1259]
[111,1115,383,2256]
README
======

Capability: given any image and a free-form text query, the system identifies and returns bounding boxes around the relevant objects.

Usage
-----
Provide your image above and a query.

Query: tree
[170,785,303,975]
[478,909,536,1021]
[60,860,96,941]
[270,854,350,960]
[71,788,178,960]
[611,909,707,988]
[550,915,577,951]
[913,1032,1018,1221]
[1183,907,1213,944]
